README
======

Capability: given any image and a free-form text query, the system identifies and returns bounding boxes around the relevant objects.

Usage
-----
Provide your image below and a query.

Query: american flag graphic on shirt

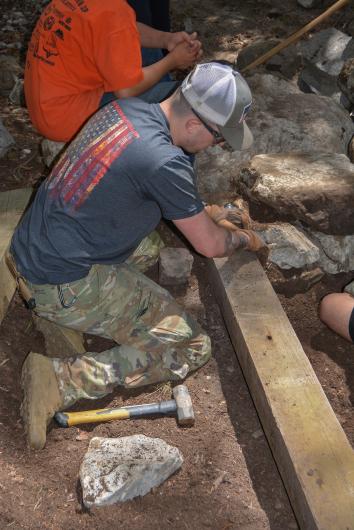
[47,101,139,210]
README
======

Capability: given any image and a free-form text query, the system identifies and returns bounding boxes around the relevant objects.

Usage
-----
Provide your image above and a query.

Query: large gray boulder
[259,223,319,269]
[80,435,183,508]
[239,152,354,235]
[197,74,353,198]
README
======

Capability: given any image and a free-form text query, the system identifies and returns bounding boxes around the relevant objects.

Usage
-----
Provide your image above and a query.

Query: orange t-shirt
[24,0,143,142]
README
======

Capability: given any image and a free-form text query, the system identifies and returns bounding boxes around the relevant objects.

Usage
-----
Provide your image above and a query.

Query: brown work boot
[21,352,63,450]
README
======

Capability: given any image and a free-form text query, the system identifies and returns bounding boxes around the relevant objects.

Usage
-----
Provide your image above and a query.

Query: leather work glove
[204,201,252,230]
[236,228,266,252]
[204,202,268,257]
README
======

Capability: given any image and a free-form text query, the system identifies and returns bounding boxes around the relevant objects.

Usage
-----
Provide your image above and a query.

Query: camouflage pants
[27,232,211,408]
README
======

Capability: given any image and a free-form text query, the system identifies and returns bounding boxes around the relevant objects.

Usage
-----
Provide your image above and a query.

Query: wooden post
[208,252,354,529]
[0,188,32,323]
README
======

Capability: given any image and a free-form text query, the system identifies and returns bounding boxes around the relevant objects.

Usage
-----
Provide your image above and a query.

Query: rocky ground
[0,0,353,529]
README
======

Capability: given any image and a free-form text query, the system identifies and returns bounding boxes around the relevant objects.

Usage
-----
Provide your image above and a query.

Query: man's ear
[185,117,201,135]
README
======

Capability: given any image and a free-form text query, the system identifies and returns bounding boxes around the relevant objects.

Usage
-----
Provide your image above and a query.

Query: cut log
[0,188,32,324]
[208,252,354,530]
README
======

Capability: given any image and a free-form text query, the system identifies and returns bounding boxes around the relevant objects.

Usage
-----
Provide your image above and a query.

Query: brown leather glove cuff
[238,229,265,252]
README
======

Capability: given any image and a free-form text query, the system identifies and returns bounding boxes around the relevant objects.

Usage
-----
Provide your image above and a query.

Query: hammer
[54,384,194,428]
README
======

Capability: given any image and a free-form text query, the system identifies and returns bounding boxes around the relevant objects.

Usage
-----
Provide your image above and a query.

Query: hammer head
[172,384,195,426]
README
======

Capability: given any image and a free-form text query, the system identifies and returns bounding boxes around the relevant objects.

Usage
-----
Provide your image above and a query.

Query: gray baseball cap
[181,62,253,151]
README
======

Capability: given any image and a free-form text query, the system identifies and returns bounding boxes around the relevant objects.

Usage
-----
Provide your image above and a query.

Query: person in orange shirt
[24,0,201,142]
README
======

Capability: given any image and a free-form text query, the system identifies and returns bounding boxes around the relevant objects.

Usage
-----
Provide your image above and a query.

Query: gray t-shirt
[11,98,204,284]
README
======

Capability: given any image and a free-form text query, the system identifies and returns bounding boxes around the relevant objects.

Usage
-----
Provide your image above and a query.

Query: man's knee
[319,292,354,342]
[189,332,212,370]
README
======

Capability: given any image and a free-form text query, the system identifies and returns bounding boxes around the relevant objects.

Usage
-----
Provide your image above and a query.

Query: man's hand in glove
[236,228,265,252]
[204,202,252,230]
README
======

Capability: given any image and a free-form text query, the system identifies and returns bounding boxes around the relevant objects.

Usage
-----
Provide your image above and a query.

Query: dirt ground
[0,0,353,529]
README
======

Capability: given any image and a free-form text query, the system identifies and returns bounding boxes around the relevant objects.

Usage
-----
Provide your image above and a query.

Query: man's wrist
[162,31,172,50]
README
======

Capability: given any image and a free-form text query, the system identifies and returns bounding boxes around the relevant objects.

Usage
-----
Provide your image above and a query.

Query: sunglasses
[191,108,224,144]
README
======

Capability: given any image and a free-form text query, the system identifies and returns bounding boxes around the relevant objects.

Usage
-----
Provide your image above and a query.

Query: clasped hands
[166,31,202,68]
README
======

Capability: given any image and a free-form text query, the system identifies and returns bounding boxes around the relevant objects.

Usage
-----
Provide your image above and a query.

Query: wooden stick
[241,0,350,72]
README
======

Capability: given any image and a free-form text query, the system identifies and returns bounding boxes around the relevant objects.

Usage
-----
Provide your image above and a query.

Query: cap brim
[220,121,253,151]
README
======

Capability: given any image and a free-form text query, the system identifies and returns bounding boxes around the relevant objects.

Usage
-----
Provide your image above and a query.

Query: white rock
[80,435,183,507]
[159,247,194,285]
[260,223,319,269]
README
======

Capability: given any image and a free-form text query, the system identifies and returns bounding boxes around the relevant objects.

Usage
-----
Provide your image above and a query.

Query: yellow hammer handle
[59,408,130,427]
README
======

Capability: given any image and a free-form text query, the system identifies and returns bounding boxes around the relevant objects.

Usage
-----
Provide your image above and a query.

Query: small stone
[159,247,194,286]
[76,431,89,441]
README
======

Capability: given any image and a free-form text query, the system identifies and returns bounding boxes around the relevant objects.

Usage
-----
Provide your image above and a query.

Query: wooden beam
[0,188,32,324]
[208,252,354,530]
